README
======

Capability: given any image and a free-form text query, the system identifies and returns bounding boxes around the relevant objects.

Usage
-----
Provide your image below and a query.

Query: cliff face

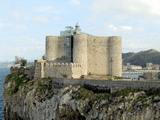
[4,71,160,120]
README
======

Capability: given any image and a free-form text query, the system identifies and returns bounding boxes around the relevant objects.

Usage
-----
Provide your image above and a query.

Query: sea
[0,68,10,120]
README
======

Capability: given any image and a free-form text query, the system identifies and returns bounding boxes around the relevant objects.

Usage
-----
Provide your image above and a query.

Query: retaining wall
[51,79,160,92]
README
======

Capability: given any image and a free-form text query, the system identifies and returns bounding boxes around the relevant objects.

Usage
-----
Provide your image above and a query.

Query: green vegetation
[72,87,111,102]
[114,76,123,80]
[145,88,160,96]
[73,86,160,105]
[59,104,85,120]
[73,87,94,100]
[35,78,54,102]
[112,88,140,97]
[15,56,27,67]
[123,49,160,66]
[157,72,160,79]
[80,75,85,79]
[72,86,160,114]
[6,68,28,95]
[62,74,68,78]
[20,59,27,67]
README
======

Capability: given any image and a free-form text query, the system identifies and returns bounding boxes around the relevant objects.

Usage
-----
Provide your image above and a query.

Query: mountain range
[123,49,160,67]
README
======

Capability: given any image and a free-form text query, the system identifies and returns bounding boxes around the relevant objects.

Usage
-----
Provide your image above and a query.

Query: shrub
[62,74,68,78]
[7,73,27,95]
[36,80,54,102]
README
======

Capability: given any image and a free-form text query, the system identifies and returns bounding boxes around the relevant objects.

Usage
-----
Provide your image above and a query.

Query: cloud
[108,24,118,31]
[0,37,44,61]
[69,0,81,6]
[8,5,62,25]
[120,26,133,31]
[139,0,160,15]
[91,0,160,16]
[31,15,61,24]
[124,41,154,52]
[0,19,29,32]
[34,5,59,14]
[0,21,9,28]
[11,10,23,18]
[10,9,28,22]
[108,24,133,31]
[32,16,50,24]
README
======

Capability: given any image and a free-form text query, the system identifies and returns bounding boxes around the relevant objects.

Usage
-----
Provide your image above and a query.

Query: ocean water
[0,68,9,120]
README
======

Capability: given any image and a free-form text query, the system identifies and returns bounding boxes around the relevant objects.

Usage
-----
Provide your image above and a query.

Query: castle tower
[46,36,65,61]
[108,36,122,77]
[73,33,88,75]
[46,36,59,61]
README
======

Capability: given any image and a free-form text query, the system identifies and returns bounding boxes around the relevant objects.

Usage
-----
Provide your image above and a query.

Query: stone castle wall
[34,61,42,79]
[108,36,122,76]
[73,34,88,75]
[44,33,122,78]
[87,36,110,75]
[34,60,82,79]
[87,35,122,76]
[34,60,45,79]
[51,79,160,92]
[46,36,65,62]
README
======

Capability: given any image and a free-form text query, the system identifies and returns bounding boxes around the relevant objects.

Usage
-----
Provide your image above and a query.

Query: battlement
[34,60,82,79]
[44,62,81,67]
[35,25,122,80]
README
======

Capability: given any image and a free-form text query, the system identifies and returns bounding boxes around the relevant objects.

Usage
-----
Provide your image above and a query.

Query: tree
[15,56,27,67]
[20,59,27,67]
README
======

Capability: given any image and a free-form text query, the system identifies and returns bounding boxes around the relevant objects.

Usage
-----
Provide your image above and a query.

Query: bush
[7,73,27,95]
[62,74,68,78]
[36,79,54,102]
[112,88,140,97]
[21,59,27,66]
[80,75,85,79]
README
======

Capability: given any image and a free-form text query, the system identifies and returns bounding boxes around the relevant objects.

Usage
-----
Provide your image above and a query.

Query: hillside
[123,49,160,67]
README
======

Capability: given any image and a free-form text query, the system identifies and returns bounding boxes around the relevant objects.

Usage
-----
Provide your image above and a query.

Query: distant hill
[123,49,160,67]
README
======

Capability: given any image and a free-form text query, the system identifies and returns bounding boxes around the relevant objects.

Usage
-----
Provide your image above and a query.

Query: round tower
[46,36,59,61]
[73,33,88,75]
[108,36,122,77]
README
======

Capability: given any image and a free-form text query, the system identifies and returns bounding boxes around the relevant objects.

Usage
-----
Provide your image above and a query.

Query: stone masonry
[34,24,122,79]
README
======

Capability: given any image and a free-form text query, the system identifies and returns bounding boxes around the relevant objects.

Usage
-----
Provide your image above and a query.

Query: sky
[1,0,160,62]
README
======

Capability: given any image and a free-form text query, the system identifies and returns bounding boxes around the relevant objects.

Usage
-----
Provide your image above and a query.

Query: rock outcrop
[4,71,160,120]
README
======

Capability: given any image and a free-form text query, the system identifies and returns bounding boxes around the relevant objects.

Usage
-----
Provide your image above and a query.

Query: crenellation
[65,63,68,66]
[46,63,49,67]
[70,63,73,66]
[49,63,53,67]
[34,24,122,79]
[53,63,57,66]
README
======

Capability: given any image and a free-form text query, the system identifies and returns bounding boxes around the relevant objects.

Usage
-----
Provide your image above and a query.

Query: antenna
[74,22,81,34]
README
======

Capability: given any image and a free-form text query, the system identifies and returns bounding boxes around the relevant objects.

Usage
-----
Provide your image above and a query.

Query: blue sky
[1,0,160,62]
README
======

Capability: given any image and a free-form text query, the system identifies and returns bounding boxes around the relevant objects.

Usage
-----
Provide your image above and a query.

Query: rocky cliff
[4,69,160,120]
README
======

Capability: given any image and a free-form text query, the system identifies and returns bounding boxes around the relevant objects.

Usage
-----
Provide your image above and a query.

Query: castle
[34,24,122,79]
